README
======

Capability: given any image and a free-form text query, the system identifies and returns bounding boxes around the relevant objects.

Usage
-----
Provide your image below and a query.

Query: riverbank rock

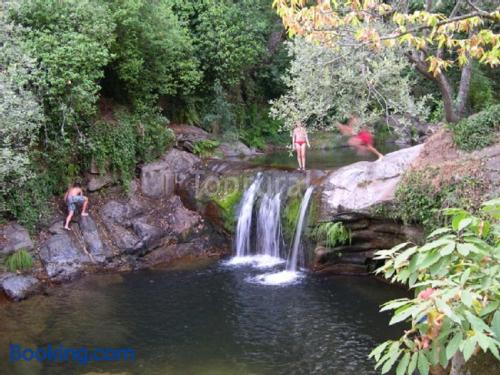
[320,144,423,218]
[79,216,111,262]
[216,141,256,157]
[0,223,34,256]
[87,174,114,192]
[0,274,40,301]
[39,233,90,280]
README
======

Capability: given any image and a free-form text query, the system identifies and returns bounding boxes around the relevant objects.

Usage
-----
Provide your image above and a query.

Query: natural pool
[0,260,407,375]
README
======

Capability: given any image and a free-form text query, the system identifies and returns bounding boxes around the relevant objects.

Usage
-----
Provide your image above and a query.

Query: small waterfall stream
[234,173,263,257]
[228,173,315,284]
[287,186,314,272]
[257,192,282,259]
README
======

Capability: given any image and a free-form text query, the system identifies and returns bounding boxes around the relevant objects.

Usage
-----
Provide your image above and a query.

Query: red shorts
[295,140,306,146]
[355,130,373,146]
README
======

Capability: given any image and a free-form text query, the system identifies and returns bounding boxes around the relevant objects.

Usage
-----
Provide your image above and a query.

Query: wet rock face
[320,145,423,218]
[39,233,90,280]
[0,274,40,301]
[0,223,34,256]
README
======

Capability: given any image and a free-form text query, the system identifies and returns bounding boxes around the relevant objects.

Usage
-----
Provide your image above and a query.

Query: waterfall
[287,186,314,272]
[256,192,282,258]
[234,174,263,257]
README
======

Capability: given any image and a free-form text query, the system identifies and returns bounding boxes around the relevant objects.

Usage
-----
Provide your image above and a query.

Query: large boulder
[140,160,175,198]
[39,233,90,280]
[320,144,423,218]
[79,216,112,262]
[0,274,40,301]
[216,141,256,157]
[0,223,34,256]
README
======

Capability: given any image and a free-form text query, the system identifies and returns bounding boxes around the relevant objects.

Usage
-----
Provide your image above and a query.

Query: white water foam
[248,270,303,286]
[224,255,285,269]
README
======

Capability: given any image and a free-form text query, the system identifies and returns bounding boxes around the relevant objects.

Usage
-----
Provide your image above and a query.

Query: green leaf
[446,332,462,360]
[458,217,473,231]
[462,336,477,361]
[439,242,455,256]
[460,268,471,286]
[457,243,478,256]
[369,341,390,361]
[390,305,418,325]
[460,290,474,307]
[407,352,418,375]
[464,311,492,333]
[427,227,452,239]
[381,298,412,312]
[436,298,461,323]
[491,311,500,340]
[396,351,410,375]
[418,251,441,269]
[381,349,401,374]
[417,351,430,375]
[476,332,491,352]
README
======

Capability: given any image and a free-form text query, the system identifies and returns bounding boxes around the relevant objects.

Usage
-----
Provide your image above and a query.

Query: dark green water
[0,261,406,375]
[250,142,400,170]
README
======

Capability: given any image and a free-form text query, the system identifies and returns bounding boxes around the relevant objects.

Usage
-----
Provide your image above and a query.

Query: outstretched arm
[306,132,311,148]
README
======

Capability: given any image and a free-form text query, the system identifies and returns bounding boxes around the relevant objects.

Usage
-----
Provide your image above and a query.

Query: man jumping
[63,183,89,230]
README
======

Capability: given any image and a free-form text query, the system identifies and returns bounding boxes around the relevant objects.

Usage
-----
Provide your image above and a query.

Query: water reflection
[0,263,406,375]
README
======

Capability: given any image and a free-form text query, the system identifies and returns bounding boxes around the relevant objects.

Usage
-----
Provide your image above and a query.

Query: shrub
[87,108,173,188]
[192,140,221,158]
[311,222,351,248]
[395,168,487,232]
[371,199,500,375]
[450,104,500,151]
[5,249,34,272]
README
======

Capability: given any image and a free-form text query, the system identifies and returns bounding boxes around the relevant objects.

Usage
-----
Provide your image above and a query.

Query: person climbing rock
[292,122,311,171]
[337,116,384,160]
[63,183,89,230]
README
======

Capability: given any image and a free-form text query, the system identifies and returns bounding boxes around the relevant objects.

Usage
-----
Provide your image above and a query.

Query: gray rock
[166,196,202,237]
[216,141,255,157]
[0,223,34,256]
[79,216,110,262]
[87,174,113,192]
[39,234,89,280]
[141,160,175,198]
[132,221,163,246]
[320,145,423,217]
[160,149,200,183]
[1,274,39,301]
[142,243,203,267]
[48,220,67,235]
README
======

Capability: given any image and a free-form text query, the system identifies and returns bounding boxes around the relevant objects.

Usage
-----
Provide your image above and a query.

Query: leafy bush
[5,249,34,272]
[395,169,487,232]
[450,104,500,151]
[192,140,220,158]
[87,108,173,187]
[371,199,500,375]
[311,222,351,248]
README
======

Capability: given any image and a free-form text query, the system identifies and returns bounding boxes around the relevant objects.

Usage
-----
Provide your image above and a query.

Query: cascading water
[256,192,282,259]
[286,186,314,272]
[234,173,263,258]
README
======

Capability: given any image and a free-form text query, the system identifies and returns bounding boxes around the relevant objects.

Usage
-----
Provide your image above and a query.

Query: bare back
[66,187,82,199]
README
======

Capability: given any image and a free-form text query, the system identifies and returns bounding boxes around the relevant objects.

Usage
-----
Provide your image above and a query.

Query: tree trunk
[450,351,471,375]
[456,59,473,118]
[435,72,461,123]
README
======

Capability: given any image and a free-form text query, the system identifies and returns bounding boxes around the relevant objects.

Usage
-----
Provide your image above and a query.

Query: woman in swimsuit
[337,116,384,160]
[292,123,311,171]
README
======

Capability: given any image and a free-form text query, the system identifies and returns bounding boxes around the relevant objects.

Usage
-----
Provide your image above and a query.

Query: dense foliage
[371,199,500,375]
[0,0,289,226]
[273,0,499,123]
[450,104,500,151]
[271,38,429,131]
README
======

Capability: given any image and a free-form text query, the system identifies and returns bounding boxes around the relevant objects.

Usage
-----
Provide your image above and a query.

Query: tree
[108,0,201,107]
[0,3,44,200]
[270,37,429,130]
[371,199,500,375]
[273,0,500,122]
[10,0,115,135]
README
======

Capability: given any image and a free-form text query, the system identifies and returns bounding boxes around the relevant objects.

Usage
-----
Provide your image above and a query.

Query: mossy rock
[197,174,251,233]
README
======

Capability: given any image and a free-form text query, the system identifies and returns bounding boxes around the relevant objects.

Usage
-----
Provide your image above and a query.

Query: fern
[311,222,351,248]
[192,140,220,157]
[5,249,33,272]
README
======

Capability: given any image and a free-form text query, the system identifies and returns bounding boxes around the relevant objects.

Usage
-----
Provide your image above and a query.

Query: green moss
[282,194,301,240]
[211,188,243,233]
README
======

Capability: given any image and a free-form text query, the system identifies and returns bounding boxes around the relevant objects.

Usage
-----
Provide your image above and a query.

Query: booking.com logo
[9,344,135,365]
